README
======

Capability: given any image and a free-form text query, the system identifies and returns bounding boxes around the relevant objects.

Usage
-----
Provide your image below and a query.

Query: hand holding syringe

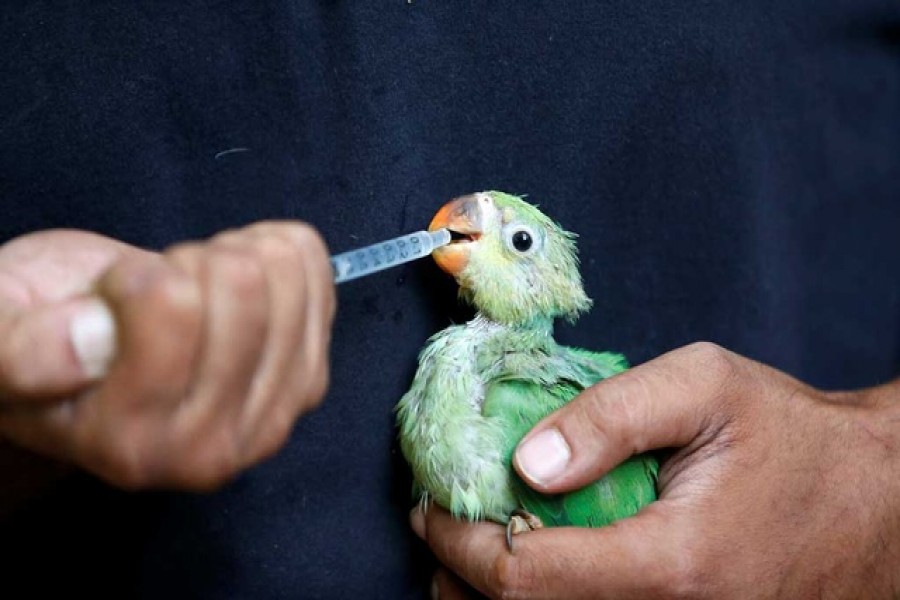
[331,228,451,284]
[0,223,444,490]
[52,225,442,398]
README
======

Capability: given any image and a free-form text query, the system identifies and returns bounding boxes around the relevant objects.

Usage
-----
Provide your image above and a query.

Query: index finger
[416,503,688,600]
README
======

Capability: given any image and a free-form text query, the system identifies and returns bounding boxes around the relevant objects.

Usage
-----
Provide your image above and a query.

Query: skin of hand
[411,342,900,599]
[0,222,335,491]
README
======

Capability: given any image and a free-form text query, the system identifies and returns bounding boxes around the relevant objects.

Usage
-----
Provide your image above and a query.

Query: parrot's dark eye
[503,223,540,255]
[511,230,533,252]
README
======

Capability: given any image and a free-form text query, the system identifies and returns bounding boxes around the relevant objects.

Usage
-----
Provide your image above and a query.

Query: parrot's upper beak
[428,194,485,276]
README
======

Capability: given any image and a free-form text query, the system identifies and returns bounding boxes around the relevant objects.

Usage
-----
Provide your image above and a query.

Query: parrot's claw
[418,492,431,516]
[505,509,544,552]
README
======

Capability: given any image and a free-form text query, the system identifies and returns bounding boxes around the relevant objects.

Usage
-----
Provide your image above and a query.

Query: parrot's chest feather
[396,314,555,522]
[397,316,555,522]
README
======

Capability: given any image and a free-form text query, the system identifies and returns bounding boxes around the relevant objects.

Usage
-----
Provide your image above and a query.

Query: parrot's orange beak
[428,194,484,276]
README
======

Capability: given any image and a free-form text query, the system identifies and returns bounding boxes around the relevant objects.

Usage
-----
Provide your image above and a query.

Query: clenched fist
[0,222,335,490]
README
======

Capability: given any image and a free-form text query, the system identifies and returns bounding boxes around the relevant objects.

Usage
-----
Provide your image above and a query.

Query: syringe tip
[429,228,451,250]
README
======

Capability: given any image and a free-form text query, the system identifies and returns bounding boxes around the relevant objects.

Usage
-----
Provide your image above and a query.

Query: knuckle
[101,258,154,299]
[251,221,328,260]
[575,389,614,440]
[163,245,206,284]
[685,341,737,384]
[606,377,643,423]
[286,222,329,257]
[99,437,154,490]
[253,233,303,265]
[129,268,200,318]
[164,241,204,266]
[574,379,638,443]
[290,224,333,281]
[209,228,244,247]
[209,249,266,298]
[158,282,202,323]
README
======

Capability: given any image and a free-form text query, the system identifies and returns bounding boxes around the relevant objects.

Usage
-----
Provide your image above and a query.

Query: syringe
[331,228,452,284]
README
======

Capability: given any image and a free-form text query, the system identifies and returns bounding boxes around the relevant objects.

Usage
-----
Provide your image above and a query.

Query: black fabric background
[1,1,898,598]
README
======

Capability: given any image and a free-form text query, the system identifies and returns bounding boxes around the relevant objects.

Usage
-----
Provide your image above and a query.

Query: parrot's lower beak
[428,194,485,277]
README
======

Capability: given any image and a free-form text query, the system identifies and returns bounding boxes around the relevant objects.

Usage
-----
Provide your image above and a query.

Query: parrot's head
[428,191,591,325]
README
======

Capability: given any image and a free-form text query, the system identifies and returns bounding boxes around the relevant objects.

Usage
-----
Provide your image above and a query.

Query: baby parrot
[396,191,657,543]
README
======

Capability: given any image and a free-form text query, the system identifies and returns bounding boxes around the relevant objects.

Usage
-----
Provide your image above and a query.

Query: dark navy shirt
[1,2,898,598]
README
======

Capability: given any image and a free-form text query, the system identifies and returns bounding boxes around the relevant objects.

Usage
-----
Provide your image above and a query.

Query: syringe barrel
[331,228,451,284]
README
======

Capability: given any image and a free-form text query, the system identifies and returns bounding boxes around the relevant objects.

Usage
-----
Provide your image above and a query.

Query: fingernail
[430,577,439,600]
[69,299,116,379]
[516,428,571,485]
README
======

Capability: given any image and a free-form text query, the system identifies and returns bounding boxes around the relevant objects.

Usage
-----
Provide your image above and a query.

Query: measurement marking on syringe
[331,229,451,284]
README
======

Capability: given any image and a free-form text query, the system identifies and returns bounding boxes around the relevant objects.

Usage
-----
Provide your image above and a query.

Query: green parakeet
[396,191,657,538]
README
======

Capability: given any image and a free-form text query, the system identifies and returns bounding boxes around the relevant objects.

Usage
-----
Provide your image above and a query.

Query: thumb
[0,297,116,401]
[513,342,747,493]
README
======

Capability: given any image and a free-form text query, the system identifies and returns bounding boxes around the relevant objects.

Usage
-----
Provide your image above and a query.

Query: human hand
[411,342,900,599]
[0,223,335,490]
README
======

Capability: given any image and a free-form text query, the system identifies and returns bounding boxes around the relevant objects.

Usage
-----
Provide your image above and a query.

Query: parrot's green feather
[483,352,657,527]
[396,191,658,529]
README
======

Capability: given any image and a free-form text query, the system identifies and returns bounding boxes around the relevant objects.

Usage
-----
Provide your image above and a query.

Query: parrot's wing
[482,349,657,527]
